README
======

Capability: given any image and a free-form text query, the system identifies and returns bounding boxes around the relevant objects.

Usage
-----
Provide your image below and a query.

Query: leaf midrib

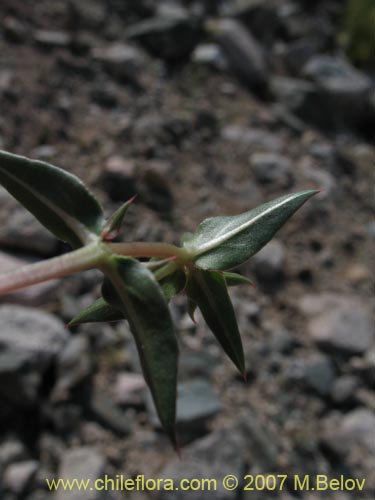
[191,193,299,257]
[0,165,94,245]
[194,270,242,368]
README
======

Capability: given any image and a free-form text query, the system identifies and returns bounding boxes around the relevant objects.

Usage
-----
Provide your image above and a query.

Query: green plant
[0,150,318,447]
[341,0,375,69]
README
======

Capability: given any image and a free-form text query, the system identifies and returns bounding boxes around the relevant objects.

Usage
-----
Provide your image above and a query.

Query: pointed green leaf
[67,297,124,327]
[223,272,254,287]
[184,190,318,270]
[0,150,105,248]
[102,195,137,241]
[102,256,178,443]
[159,269,186,301]
[186,268,245,375]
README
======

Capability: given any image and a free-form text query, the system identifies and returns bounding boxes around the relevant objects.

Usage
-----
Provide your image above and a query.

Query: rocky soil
[0,1,373,499]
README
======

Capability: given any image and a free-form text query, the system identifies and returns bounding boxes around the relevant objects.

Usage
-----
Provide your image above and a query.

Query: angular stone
[100,156,137,202]
[3,16,28,43]
[251,152,293,188]
[331,375,360,404]
[191,44,227,70]
[34,30,71,48]
[212,19,268,88]
[221,125,282,151]
[159,426,246,499]
[0,187,58,256]
[3,460,39,495]
[146,379,221,436]
[302,55,372,129]
[322,408,375,457]
[89,390,131,436]
[0,305,68,362]
[270,76,321,126]
[92,43,146,84]
[56,447,109,500]
[252,240,285,282]
[111,372,146,406]
[0,305,68,406]
[53,336,93,400]
[298,294,373,354]
[0,439,27,469]
[302,353,336,396]
[127,12,201,60]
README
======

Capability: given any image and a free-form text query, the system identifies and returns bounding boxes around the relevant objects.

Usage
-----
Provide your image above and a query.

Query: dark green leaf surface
[159,269,186,301]
[67,269,186,328]
[67,297,124,327]
[223,272,254,287]
[186,268,245,375]
[102,256,178,443]
[184,191,318,270]
[0,150,105,248]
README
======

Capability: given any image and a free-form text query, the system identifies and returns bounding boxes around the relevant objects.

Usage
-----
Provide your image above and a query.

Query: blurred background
[0,1,373,499]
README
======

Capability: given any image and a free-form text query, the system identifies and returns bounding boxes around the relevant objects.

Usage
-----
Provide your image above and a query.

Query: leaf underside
[102,256,178,444]
[0,150,105,248]
[186,267,245,375]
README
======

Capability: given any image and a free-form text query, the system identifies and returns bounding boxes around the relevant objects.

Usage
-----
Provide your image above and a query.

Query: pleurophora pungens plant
[0,150,318,447]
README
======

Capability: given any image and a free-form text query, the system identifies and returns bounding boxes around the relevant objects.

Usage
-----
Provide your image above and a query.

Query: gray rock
[0,305,68,362]
[0,351,42,406]
[231,0,281,45]
[0,251,59,307]
[146,379,221,437]
[191,44,227,70]
[341,408,375,454]
[0,439,27,469]
[211,19,268,88]
[56,447,109,500]
[178,351,219,380]
[221,125,282,151]
[299,158,336,197]
[252,240,285,282]
[303,353,336,396]
[238,411,279,470]
[0,305,68,406]
[89,390,131,436]
[100,156,137,202]
[92,43,146,84]
[298,294,373,355]
[322,408,375,457]
[68,0,107,30]
[331,375,360,405]
[251,152,293,188]
[270,76,321,126]
[302,55,372,129]
[127,11,201,60]
[53,336,93,400]
[3,16,28,43]
[33,30,71,48]
[138,162,174,214]
[3,460,39,495]
[284,38,322,75]
[111,372,146,407]
[159,426,246,499]
[0,187,58,256]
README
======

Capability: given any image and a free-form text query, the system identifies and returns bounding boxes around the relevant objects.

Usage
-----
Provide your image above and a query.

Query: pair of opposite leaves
[0,150,317,445]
